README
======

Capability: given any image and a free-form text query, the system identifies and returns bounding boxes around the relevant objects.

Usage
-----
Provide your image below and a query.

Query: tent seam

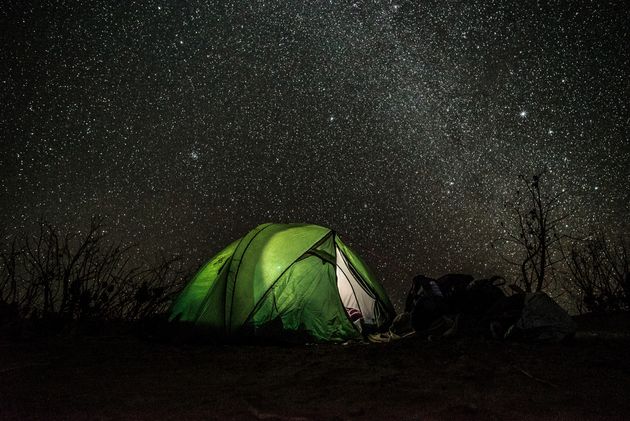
[239,230,333,329]
[227,223,274,332]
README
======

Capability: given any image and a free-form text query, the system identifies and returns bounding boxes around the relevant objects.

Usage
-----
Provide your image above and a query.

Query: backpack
[457,276,507,316]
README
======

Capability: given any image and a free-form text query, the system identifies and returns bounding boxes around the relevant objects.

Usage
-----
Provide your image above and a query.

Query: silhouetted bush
[0,218,189,332]
[562,235,629,314]
[494,172,568,293]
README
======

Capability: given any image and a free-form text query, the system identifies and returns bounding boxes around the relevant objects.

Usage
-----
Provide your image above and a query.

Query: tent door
[335,246,377,328]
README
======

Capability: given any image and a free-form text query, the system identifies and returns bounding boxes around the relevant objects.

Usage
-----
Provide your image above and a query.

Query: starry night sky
[2,1,629,308]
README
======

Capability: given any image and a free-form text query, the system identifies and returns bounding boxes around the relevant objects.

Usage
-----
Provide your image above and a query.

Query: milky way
[2,1,629,308]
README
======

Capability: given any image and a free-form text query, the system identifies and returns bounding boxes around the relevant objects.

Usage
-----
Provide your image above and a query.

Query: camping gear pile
[403,273,576,343]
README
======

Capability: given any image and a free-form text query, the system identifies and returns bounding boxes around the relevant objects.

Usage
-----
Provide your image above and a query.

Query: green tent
[169,223,396,342]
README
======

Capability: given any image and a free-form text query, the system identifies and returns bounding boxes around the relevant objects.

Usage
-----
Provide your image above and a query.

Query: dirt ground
[1,313,629,420]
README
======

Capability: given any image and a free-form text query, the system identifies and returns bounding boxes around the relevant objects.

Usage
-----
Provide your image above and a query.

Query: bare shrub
[494,173,569,293]
[561,235,629,314]
[0,218,188,326]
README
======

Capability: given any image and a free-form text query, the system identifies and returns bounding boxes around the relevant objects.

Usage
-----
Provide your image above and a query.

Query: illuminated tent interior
[169,223,396,342]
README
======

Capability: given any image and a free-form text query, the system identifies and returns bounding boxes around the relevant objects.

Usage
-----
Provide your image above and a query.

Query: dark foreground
[1,314,629,420]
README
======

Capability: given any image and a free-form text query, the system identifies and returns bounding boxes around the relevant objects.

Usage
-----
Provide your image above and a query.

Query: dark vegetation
[0,218,188,336]
[562,235,630,314]
[496,172,629,314]
[498,173,568,293]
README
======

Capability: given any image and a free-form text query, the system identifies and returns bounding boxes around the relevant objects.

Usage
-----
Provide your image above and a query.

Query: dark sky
[2,1,629,308]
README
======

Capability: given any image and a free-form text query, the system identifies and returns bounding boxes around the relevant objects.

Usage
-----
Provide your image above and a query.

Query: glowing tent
[169,223,396,342]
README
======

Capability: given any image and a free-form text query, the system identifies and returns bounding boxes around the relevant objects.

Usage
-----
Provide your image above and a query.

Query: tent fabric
[169,223,396,342]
